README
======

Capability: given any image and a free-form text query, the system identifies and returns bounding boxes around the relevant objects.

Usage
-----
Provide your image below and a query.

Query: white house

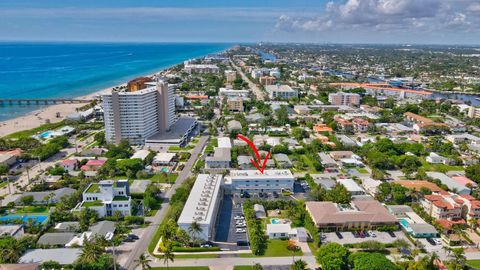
[426,152,453,165]
[76,180,132,217]
[266,224,308,242]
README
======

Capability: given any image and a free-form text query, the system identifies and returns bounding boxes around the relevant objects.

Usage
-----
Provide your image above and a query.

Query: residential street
[123,135,209,270]
[230,59,265,100]
[148,255,318,269]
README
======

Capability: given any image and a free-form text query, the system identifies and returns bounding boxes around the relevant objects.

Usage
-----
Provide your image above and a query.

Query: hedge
[172,247,221,252]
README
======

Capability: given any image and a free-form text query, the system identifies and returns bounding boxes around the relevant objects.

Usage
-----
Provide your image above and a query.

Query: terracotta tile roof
[306,200,397,226]
[313,124,333,133]
[394,180,445,193]
[424,194,457,210]
[436,219,466,230]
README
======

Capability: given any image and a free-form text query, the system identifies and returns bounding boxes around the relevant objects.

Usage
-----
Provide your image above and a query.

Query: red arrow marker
[236,134,270,174]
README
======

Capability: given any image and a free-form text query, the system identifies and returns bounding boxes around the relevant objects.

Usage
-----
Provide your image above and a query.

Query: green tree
[348,252,399,270]
[135,253,152,270]
[41,260,62,269]
[159,240,175,270]
[77,238,105,265]
[316,242,349,270]
[253,263,263,270]
[291,259,308,270]
[188,221,203,246]
[20,195,34,206]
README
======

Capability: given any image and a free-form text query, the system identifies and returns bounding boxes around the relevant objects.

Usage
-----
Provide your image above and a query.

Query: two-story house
[77,180,132,217]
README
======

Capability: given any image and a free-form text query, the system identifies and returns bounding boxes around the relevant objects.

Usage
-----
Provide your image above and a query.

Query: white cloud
[275,0,480,34]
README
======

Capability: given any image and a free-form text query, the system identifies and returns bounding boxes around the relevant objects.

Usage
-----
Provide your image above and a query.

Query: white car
[236,228,246,233]
[234,215,245,220]
[433,238,442,245]
[236,223,246,228]
[368,231,376,237]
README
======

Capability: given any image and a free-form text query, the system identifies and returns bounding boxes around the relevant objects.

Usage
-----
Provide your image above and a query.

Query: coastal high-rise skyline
[102,79,175,145]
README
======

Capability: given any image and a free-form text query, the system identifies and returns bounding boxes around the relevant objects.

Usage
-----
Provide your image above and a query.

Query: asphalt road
[230,59,265,101]
[123,135,209,270]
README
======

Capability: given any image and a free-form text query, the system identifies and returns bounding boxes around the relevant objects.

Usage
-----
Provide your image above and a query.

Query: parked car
[427,238,437,246]
[273,191,279,198]
[368,231,376,238]
[127,234,139,240]
[388,231,396,238]
[433,238,442,245]
[236,228,246,233]
[336,232,343,239]
[234,215,244,220]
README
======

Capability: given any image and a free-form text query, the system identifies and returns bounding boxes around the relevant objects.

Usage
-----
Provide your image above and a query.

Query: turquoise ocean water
[0,42,230,121]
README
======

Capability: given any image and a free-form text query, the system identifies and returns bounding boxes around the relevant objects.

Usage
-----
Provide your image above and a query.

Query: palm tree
[286,240,300,264]
[291,259,307,270]
[77,238,105,264]
[188,221,203,246]
[159,240,175,270]
[135,253,152,270]
[448,248,466,270]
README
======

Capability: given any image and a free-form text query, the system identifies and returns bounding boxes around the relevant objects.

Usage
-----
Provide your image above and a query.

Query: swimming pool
[399,218,413,232]
[39,131,53,139]
[0,215,49,224]
[271,218,280,224]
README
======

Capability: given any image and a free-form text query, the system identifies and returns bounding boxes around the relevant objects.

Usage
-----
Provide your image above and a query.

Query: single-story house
[37,233,76,246]
[266,223,308,242]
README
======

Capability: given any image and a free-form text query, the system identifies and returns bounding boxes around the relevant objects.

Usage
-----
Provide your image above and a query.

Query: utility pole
[112,241,117,270]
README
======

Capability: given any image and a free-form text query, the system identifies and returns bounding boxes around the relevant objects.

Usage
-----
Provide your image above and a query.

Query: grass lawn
[16,206,48,214]
[0,181,8,189]
[151,267,210,270]
[149,173,178,183]
[308,242,318,254]
[239,239,303,257]
[234,267,254,270]
[467,260,480,268]
[169,145,195,151]
[356,168,369,174]
[419,158,464,173]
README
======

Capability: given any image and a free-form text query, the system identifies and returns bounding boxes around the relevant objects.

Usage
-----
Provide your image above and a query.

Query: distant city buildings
[266,85,298,99]
[328,92,360,106]
[184,62,220,74]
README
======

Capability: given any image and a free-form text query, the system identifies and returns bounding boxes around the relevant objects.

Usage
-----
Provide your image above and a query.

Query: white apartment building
[328,92,361,106]
[218,88,250,99]
[227,170,294,193]
[102,80,175,145]
[177,174,223,241]
[205,148,231,169]
[77,180,132,217]
[266,85,298,99]
[184,63,220,74]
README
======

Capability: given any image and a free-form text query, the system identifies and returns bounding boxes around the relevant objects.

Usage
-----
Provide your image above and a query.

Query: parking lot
[322,230,410,245]
[214,195,249,250]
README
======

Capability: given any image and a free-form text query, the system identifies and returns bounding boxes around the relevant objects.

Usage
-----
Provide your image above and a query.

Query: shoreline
[0,68,169,138]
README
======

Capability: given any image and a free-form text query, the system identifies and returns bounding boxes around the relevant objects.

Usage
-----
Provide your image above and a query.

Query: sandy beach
[0,82,129,138]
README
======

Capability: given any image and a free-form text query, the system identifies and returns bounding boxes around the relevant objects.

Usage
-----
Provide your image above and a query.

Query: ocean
[0,42,230,121]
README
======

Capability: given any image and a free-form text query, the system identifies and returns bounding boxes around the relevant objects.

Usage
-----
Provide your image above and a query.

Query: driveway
[323,231,409,245]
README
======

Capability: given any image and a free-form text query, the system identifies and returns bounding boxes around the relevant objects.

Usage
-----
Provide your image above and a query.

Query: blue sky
[1,0,480,44]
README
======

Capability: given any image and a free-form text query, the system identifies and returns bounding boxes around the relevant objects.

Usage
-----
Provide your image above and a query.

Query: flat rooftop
[230,169,294,179]
[146,117,197,143]
[177,174,223,225]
